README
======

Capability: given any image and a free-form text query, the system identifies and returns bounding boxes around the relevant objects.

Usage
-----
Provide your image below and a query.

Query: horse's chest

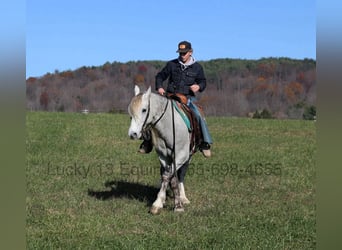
[151,129,168,154]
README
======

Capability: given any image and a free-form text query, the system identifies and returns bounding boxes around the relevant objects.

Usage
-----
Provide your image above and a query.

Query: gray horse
[128,86,192,214]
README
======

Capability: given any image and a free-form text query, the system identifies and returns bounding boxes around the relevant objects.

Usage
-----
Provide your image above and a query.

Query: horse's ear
[134,85,140,96]
[146,86,151,96]
[142,86,151,103]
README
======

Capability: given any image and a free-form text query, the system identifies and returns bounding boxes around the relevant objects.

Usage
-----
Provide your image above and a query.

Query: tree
[39,91,49,110]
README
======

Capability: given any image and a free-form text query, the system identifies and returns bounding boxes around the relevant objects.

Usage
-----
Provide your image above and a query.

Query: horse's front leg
[170,175,184,212]
[178,182,190,204]
[177,161,190,205]
[150,175,169,215]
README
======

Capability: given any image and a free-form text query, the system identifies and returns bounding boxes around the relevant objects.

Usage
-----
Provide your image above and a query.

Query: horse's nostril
[130,132,137,139]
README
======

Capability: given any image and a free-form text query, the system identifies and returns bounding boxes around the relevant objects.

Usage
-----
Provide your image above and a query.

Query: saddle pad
[172,101,192,132]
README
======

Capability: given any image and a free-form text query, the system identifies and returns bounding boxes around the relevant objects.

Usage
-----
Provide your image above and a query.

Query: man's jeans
[187,97,213,144]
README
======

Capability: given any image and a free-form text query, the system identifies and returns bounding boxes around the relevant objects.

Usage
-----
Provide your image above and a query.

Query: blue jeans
[187,97,213,144]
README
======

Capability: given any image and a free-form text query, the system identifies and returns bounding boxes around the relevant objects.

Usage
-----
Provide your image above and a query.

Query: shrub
[253,109,273,119]
[260,109,273,119]
[303,105,316,120]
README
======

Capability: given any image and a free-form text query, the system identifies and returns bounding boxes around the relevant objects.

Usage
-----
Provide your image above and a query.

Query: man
[139,41,213,157]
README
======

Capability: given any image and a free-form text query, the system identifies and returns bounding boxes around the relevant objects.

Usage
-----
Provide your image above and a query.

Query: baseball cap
[176,41,192,53]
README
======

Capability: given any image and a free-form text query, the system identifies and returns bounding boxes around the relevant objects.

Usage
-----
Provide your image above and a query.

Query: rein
[142,96,170,132]
[170,96,177,180]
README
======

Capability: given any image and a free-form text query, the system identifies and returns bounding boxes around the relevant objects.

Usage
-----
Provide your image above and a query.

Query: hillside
[26,57,316,118]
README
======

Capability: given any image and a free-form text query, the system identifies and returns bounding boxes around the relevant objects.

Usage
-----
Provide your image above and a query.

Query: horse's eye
[142,108,147,113]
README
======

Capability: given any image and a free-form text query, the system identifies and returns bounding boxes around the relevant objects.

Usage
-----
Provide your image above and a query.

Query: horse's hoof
[181,197,190,205]
[174,207,185,213]
[150,206,161,215]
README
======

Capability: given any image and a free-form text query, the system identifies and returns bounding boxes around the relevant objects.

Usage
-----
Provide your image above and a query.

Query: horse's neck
[148,94,167,139]
[150,93,169,117]
[150,93,186,130]
[149,93,190,154]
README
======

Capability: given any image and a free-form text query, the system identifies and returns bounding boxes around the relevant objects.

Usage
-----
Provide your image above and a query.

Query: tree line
[26,57,316,119]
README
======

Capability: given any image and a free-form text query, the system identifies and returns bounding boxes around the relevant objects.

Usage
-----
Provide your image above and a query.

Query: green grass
[26,112,316,249]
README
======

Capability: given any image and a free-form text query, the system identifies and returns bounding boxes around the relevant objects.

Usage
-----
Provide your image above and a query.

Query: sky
[26,0,316,78]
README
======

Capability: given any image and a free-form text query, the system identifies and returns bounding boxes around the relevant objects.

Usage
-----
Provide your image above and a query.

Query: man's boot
[200,142,211,158]
[138,139,153,154]
[138,130,153,154]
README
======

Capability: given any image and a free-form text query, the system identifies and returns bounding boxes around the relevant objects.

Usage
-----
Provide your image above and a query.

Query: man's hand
[190,84,200,93]
[158,88,165,96]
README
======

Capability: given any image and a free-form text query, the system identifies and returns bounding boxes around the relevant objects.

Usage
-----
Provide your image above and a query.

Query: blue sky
[26,0,316,78]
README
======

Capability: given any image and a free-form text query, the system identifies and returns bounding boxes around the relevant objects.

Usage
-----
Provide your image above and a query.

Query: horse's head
[128,86,151,140]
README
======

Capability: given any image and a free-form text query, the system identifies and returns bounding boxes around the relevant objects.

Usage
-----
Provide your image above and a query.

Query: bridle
[141,95,170,133]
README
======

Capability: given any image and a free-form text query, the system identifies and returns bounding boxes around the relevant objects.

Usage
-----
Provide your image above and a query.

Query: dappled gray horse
[128,86,192,214]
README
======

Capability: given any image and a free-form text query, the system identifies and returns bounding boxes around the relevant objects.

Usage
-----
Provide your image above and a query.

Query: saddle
[167,93,203,154]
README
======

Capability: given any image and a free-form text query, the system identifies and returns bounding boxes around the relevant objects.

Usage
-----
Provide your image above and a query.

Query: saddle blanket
[172,101,191,132]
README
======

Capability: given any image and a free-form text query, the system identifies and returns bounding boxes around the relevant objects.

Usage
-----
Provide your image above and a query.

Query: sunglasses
[179,52,188,56]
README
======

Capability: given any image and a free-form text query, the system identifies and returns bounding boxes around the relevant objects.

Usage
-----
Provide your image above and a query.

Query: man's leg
[187,100,213,157]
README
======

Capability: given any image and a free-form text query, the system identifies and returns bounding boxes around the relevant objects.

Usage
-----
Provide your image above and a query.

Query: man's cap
[176,41,192,53]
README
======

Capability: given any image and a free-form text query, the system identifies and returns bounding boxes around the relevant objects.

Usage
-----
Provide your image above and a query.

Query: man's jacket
[155,58,207,97]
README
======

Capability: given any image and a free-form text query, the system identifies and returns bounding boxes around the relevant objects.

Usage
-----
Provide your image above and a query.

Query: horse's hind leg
[170,176,184,212]
[150,175,169,215]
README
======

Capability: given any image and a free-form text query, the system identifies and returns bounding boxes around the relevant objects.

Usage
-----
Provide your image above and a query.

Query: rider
[139,40,213,157]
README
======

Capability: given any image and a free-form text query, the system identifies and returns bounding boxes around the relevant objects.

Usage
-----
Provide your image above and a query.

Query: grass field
[26,112,316,249]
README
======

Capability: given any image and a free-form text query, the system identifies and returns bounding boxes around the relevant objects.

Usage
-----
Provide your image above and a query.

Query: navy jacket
[155,58,207,96]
